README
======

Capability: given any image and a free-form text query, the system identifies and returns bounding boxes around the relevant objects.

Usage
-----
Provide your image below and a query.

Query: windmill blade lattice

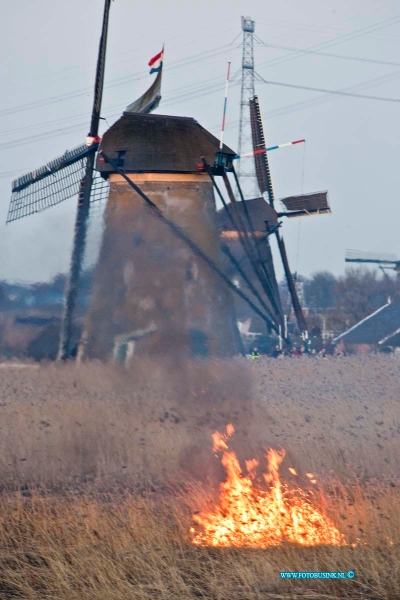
[6,144,106,223]
[280,191,329,212]
[7,146,109,223]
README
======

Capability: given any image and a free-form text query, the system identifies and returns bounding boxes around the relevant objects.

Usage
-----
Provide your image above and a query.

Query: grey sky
[1,0,400,284]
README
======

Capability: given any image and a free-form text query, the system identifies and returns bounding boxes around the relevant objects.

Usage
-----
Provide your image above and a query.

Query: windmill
[246,95,331,335]
[7,4,289,361]
[345,249,400,276]
[6,2,164,360]
[73,58,293,359]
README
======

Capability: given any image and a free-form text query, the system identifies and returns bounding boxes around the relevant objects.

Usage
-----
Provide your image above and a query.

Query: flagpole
[219,61,231,150]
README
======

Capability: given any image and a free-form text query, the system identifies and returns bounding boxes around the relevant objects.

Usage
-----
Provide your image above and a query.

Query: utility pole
[237,16,258,198]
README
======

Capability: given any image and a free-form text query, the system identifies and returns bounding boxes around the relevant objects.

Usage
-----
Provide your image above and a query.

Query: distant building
[333,297,400,353]
[0,274,91,360]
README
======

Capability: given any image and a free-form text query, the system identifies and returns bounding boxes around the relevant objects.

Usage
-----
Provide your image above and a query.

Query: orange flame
[191,425,345,548]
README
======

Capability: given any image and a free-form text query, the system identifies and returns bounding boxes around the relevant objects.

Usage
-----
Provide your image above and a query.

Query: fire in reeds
[191,424,345,548]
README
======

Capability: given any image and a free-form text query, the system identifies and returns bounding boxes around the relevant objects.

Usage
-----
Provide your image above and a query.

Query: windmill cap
[96,113,236,176]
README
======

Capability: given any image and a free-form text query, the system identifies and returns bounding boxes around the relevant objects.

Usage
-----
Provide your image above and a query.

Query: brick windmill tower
[80,112,242,362]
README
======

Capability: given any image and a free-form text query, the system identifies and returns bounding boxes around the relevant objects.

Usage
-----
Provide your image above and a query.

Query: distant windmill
[6,1,164,360]
[247,95,331,334]
[345,249,400,275]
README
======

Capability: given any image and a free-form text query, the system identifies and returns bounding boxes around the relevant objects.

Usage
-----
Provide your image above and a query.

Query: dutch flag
[149,48,164,75]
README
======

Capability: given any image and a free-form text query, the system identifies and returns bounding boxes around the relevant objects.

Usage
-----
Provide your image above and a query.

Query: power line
[207,68,400,135]
[0,75,228,138]
[254,14,400,73]
[2,19,239,96]
[261,70,400,120]
[4,62,400,155]
[105,44,239,91]
[1,56,242,139]
[255,35,400,69]
[0,43,239,119]
[256,72,400,104]
[2,8,398,120]
[1,112,92,137]
[3,13,400,140]
[4,60,400,155]
[0,79,241,152]
[254,0,399,41]
[4,15,400,156]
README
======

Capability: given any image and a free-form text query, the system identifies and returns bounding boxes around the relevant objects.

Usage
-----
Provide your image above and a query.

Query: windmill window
[113,340,135,365]
[188,329,209,357]
[186,262,199,282]
[115,150,126,167]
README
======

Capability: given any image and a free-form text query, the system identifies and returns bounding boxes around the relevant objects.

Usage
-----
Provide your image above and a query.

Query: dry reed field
[0,355,399,599]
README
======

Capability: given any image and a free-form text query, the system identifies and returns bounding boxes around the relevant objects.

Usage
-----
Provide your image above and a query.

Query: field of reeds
[0,355,399,599]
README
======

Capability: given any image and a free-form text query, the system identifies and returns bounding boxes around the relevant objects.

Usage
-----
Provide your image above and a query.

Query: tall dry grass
[0,357,256,487]
[0,480,399,599]
[0,355,398,598]
[0,355,398,487]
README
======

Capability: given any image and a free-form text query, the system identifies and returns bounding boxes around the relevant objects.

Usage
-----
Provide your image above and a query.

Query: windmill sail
[280,191,330,215]
[249,94,330,221]
[249,95,307,333]
[7,143,108,223]
[249,97,270,197]
[125,67,162,114]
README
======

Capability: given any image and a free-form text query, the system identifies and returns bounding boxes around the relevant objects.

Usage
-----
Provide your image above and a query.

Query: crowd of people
[249,345,338,359]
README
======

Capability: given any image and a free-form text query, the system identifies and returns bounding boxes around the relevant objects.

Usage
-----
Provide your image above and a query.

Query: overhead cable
[255,35,400,69]
[256,73,400,104]
[254,14,400,72]
[4,19,239,95]
[0,43,239,119]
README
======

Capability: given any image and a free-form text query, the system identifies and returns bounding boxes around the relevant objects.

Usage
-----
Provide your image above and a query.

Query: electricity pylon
[237,16,258,198]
